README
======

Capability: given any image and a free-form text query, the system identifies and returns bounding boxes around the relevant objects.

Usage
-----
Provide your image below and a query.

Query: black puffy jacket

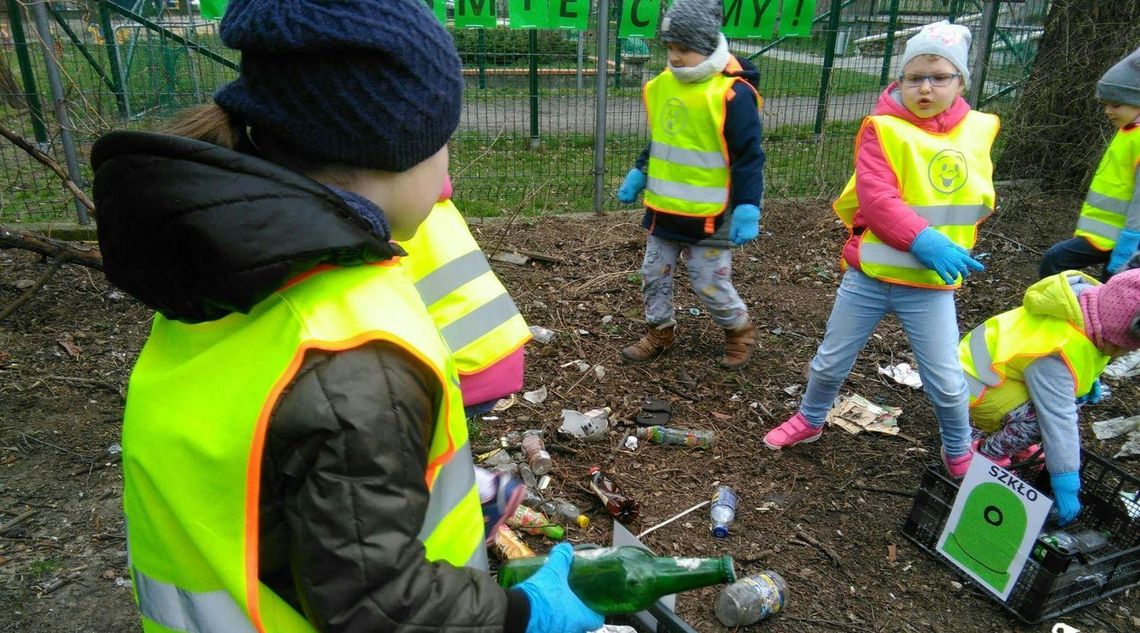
[93,132,529,633]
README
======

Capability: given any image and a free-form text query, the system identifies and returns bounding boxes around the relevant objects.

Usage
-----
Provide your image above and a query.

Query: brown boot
[621,322,676,362]
[720,320,757,370]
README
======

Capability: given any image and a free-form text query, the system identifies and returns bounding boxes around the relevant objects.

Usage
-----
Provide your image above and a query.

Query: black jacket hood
[93,131,397,323]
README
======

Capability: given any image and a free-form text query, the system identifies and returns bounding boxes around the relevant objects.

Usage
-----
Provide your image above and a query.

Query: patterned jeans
[640,235,748,330]
[978,401,1041,458]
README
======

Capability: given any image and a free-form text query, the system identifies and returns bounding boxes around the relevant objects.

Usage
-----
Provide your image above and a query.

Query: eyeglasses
[900,73,961,87]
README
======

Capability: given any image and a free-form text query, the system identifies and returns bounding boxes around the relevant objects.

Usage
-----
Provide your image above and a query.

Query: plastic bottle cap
[712,526,729,538]
[577,515,591,528]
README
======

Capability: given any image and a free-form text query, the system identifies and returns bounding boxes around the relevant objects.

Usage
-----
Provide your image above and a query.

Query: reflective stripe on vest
[400,200,530,375]
[123,263,483,633]
[833,111,999,289]
[959,306,1109,432]
[642,57,760,217]
[1074,128,1140,250]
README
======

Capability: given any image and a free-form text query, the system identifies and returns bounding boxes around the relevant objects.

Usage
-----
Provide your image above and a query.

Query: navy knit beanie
[214,0,462,172]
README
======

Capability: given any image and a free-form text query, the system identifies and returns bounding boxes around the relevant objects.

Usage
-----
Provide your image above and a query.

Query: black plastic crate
[901,450,1140,624]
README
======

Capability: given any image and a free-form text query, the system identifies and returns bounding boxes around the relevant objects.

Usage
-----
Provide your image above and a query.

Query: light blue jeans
[798,270,972,457]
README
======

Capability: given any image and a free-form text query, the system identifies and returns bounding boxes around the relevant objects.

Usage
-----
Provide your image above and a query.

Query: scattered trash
[594,365,606,379]
[826,394,901,436]
[519,462,537,489]
[104,290,126,302]
[521,431,553,476]
[501,429,541,447]
[106,443,122,461]
[601,315,614,324]
[782,384,801,396]
[709,486,737,538]
[523,386,548,404]
[715,571,787,627]
[1092,415,1140,440]
[477,448,513,466]
[624,436,639,450]
[529,325,556,344]
[688,307,701,316]
[590,626,637,633]
[635,397,672,427]
[481,416,500,422]
[877,362,923,389]
[490,251,530,266]
[492,394,517,412]
[588,466,640,524]
[507,505,565,540]
[13,279,36,290]
[492,462,519,476]
[635,426,714,450]
[537,475,552,491]
[536,497,590,528]
[559,408,610,442]
[1103,349,1140,380]
[560,359,592,373]
[1115,432,1140,459]
[576,329,591,336]
[493,525,535,560]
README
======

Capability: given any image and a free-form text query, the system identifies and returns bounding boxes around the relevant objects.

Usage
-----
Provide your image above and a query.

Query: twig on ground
[851,484,916,499]
[793,526,842,567]
[0,259,62,322]
[0,509,37,535]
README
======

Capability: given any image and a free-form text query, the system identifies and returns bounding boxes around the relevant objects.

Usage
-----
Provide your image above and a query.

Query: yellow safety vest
[1074,126,1140,250]
[643,57,761,218]
[834,111,1000,288]
[398,200,530,378]
[960,306,1109,432]
[122,263,485,633]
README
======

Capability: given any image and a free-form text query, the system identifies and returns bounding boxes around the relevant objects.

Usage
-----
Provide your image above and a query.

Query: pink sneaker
[972,438,1010,469]
[1012,444,1045,472]
[763,412,823,450]
[941,447,975,479]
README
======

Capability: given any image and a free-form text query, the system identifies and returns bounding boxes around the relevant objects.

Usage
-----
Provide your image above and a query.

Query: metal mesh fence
[0,0,1046,224]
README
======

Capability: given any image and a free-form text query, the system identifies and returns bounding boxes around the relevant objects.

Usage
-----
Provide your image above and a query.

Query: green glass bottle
[497,545,736,614]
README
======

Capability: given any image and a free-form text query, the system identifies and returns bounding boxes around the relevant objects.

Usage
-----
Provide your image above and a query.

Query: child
[90,1,600,632]
[1039,46,1140,280]
[762,21,998,480]
[616,0,766,369]
[963,262,1140,525]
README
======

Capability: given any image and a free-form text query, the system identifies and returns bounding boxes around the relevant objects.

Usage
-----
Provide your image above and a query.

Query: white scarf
[668,34,730,84]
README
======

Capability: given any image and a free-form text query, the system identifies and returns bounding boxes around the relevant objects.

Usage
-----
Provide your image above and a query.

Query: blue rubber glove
[1050,471,1081,526]
[729,204,761,245]
[909,228,985,285]
[516,543,604,633]
[617,168,647,204]
[1075,379,1103,406]
[1107,229,1140,274]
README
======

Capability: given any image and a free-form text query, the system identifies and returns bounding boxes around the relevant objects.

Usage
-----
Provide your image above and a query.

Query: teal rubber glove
[1050,471,1081,526]
[1107,229,1140,274]
[909,227,985,285]
[617,168,647,204]
[1075,378,1104,406]
[729,204,761,245]
[516,543,604,633]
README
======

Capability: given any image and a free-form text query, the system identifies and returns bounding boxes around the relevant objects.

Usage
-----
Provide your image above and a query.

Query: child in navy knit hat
[90,2,600,632]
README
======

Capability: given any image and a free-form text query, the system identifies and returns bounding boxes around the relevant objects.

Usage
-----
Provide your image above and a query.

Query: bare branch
[0,121,95,214]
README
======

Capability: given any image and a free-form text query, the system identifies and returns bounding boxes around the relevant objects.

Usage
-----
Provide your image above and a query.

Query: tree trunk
[996,0,1140,193]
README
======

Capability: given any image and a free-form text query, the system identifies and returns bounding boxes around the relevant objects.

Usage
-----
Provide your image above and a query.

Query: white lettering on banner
[1051,624,1080,633]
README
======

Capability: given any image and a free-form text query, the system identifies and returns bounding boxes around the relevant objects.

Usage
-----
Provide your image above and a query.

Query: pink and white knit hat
[1080,267,1140,351]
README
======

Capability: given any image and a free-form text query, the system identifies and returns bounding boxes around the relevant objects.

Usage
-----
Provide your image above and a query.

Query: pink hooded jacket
[842,84,974,272]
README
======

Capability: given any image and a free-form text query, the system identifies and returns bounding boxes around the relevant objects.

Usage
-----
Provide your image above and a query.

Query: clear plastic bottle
[521,431,552,476]
[715,571,787,627]
[635,426,714,450]
[709,486,738,538]
[538,497,591,529]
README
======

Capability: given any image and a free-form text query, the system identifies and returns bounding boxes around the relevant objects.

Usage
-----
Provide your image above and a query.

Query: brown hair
[164,103,356,186]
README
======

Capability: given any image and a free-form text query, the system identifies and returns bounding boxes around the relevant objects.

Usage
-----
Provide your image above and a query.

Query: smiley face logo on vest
[928,149,968,194]
[662,97,688,136]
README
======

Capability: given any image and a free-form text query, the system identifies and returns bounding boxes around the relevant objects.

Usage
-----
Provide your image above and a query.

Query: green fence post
[476,28,487,90]
[948,0,963,23]
[7,0,49,143]
[528,29,540,149]
[98,0,130,117]
[813,0,844,140]
[878,0,900,88]
[968,0,1000,106]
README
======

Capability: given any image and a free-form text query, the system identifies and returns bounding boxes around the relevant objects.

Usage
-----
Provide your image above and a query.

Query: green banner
[777,0,817,38]
[509,0,550,28]
[618,0,661,39]
[199,0,227,20]
[549,0,590,31]
[423,0,448,25]
[455,0,497,28]
[722,0,778,39]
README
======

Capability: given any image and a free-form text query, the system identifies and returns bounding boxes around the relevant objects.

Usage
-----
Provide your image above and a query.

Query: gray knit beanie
[1097,46,1140,108]
[659,0,722,56]
[900,20,972,87]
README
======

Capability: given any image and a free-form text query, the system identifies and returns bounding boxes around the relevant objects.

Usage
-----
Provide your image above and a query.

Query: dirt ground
[2,190,1138,633]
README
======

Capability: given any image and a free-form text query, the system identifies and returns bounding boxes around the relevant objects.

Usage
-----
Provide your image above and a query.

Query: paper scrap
[1103,349,1140,380]
[826,394,901,436]
[1115,431,1140,459]
[492,394,517,412]
[877,363,923,389]
[523,386,548,405]
[1092,415,1140,440]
